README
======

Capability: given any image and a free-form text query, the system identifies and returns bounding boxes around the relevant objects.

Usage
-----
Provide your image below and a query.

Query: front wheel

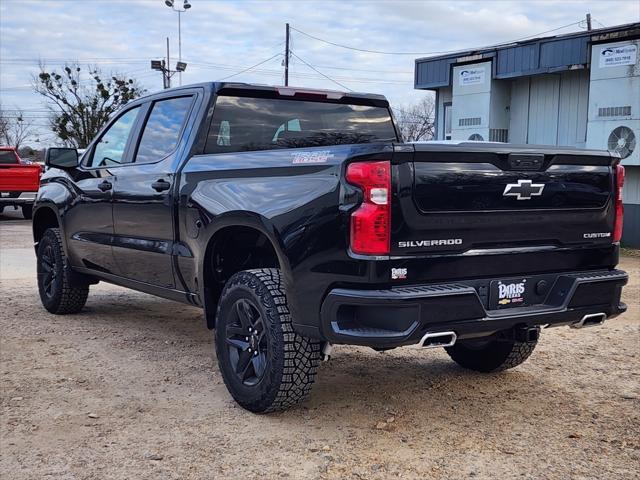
[37,228,89,314]
[215,268,321,413]
[445,334,537,372]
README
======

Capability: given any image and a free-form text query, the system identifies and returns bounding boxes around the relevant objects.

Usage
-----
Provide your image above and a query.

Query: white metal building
[415,22,640,247]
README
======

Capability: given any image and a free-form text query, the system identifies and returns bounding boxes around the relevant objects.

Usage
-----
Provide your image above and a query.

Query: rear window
[205,96,397,154]
[0,150,18,164]
[135,96,193,164]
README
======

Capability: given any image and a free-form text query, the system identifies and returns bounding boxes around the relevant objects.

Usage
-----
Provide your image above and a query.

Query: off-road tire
[37,228,89,314]
[445,336,537,373]
[215,268,322,413]
[22,204,33,219]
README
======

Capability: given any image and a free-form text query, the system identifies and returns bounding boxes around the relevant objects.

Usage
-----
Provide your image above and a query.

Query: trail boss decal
[398,239,462,248]
[291,151,335,164]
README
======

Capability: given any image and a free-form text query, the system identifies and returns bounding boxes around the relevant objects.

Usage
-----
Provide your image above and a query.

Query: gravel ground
[1,213,639,480]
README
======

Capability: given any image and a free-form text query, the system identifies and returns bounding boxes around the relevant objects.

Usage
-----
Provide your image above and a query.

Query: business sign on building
[599,44,637,68]
[459,67,485,86]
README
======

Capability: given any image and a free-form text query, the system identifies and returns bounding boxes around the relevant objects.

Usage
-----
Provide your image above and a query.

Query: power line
[215,53,283,82]
[290,20,584,56]
[289,52,352,91]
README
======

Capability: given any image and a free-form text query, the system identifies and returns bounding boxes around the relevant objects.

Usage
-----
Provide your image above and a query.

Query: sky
[1,0,639,144]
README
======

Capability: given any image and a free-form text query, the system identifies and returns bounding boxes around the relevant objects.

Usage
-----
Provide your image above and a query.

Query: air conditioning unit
[586,40,639,166]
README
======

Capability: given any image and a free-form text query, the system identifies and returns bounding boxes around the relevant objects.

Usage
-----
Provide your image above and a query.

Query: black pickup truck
[33,82,628,413]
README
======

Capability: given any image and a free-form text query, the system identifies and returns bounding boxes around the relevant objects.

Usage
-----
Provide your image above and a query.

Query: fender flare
[197,211,293,328]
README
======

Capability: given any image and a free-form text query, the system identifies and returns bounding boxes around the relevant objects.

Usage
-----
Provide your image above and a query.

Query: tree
[393,96,435,142]
[0,107,35,149]
[33,64,145,148]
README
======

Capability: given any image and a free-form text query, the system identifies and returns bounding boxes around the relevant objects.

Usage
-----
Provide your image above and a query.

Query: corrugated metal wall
[505,71,589,146]
[527,75,560,144]
[509,78,530,143]
[557,70,589,147]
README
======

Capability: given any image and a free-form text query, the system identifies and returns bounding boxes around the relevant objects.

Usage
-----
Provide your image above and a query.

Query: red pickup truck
[0,146,41,219]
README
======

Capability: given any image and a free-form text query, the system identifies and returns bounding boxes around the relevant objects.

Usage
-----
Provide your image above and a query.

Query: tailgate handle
[508,154,544,171]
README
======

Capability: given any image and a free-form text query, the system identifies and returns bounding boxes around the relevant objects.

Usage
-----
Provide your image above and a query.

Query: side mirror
[45,147,79,169]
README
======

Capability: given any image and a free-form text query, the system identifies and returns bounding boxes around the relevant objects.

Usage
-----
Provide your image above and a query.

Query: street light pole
[178,9,182,86]
[164,0,192,86]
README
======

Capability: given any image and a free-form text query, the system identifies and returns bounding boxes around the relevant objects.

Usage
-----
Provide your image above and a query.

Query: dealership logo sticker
[459,67,485,86]
[599,44,637,68]
[497,279,526,306]
[291,151,335,164]
[503,179,545,200]
[391,268,407,280]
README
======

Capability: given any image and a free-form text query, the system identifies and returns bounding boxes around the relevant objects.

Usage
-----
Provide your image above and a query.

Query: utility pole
[151,37,186,89]
[284,23,290,86]
[586,13,592,31]
[166,37,171,89]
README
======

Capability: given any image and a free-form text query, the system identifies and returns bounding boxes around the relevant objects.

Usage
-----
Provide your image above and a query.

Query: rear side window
[0,150,18,164]
[135,96,193,164]
[205,96,397,154]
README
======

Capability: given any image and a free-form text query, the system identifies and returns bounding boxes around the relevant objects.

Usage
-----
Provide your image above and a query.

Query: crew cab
[32,83,628,413]
[0,146,41,218]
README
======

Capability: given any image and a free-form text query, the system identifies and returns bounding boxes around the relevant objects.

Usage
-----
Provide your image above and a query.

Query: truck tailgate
[0,164,41,192]
[391,143,618,256]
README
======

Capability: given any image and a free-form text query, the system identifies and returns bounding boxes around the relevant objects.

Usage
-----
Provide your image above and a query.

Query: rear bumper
[0,192,36,206]
[320,269,628,348]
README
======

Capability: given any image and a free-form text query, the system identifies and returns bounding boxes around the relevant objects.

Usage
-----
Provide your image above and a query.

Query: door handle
[151,179,171,192]
[98,180,112,192]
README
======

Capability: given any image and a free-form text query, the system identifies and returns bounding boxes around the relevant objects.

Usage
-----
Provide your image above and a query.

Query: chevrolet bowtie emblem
[503,179,545,200]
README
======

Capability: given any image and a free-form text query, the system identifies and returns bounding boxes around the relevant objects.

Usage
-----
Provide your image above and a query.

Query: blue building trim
[415,22,640,89]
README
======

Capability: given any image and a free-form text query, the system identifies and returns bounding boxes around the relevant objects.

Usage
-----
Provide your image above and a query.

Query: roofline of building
[415,21,640,64]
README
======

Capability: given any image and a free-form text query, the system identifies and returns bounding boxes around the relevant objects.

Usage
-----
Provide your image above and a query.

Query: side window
[88,107,140,167]
[135,96,193,164]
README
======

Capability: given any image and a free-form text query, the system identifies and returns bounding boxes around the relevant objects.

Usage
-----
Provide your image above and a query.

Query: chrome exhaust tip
[416,331,457,348]
[571,312,607,329]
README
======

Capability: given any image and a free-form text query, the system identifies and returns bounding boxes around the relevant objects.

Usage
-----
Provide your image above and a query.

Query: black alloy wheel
[225,298,268,386]
[39,241,59,300]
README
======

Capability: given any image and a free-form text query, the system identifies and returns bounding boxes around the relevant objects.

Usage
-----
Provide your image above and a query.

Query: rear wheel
[215,268,321,413]
[22,204,33,219]
[445,335,537,372]
[37,228,89,314]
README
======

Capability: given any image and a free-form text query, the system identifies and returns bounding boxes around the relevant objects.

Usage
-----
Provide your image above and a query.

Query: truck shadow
[78,285,609,433]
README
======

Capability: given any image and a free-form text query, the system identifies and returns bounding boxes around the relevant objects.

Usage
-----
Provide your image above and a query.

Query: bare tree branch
[393,96,436,142]
[32,63,145,148]
[0,106,35,149]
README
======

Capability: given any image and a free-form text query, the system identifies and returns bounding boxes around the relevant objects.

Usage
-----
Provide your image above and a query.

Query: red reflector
[346,161,391,255]
[613,164,625,242]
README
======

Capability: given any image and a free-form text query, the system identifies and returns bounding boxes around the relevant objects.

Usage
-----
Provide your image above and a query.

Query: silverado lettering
[398,239,463,248]
[32,82,628,413]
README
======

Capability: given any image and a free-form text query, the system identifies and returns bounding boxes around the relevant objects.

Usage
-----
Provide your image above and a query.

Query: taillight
[613,164,625,242]
[346,161,391,255]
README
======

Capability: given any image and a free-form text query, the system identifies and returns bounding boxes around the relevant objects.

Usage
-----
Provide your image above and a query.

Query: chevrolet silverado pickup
[0,146,41,218]
[32,83,628,413]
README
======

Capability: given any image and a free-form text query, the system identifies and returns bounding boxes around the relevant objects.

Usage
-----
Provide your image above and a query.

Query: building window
[444,103,452,140]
